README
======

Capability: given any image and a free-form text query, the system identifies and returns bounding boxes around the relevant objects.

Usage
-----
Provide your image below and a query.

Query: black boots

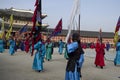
[101,66,103,69]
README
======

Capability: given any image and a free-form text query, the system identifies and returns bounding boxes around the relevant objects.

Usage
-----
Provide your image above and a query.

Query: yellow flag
[113,31,118,46]
[113,16,120,47]
[0,17,4,38]
[9,14,13,27]
[6,14,13,40]
[1,17,4,31]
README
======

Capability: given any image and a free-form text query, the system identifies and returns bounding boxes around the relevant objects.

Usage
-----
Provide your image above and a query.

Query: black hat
[72,32,80,42]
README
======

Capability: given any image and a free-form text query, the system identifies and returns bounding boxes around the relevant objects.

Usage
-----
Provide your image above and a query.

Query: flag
[49,18,62,38]
[0,17,4,38]
[19,23,28,34]
[30,0,42,56]
[6,14,13,40]
[9,14,13,27]
[98,28,102,43]
[1,17,4,31]
[113,16,120,46]
[65,0,80,43]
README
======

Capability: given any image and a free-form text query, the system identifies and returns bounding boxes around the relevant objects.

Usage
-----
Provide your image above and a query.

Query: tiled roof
[0,8,47,20]
[46,28,115,38]
[80,30,114,38]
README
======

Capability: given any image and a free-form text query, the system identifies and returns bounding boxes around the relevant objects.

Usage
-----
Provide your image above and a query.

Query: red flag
[30,0,42,56]
[49,18,62,38]
[114,16,120,46]
[115,16,120,32]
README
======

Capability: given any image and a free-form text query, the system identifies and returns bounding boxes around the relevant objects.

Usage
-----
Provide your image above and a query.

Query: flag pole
[78,14,80,34]
[78,0,81,41]
[38,0,42,32]
[36,0,42,43]
[35,0,42,36]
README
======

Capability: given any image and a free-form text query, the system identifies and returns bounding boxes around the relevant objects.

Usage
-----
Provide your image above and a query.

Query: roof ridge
[11,8,33,14]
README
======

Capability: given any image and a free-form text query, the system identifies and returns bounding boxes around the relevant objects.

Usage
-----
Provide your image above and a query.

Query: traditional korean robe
[24,39,30,53]
[65,42,84,80]
[90,43,95,49]
[64,43,69,59]
[32,41,45,71]
[20,41,25,51]
[58,40,64,55]
[9,39,15,55]
[94,42,105,67]
[41,43,46,62]
[0,39,4,53]
[114,42,120,65]
[46,42,53,61]
[106,42,110,51]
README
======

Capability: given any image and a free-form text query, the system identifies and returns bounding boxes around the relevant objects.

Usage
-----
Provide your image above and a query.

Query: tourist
[65,32,84,80]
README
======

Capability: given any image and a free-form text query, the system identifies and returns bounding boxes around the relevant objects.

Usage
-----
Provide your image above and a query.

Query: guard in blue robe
[114,39,120,66]
[41,41,46,63]
[65,33,84,80]
[0,39,4,53]
[106,42,110,51]
[46,41,53,61]
[32,40,46,72]
[9,37,15,55]
[20,40,25,51]
[64,43,69,59]
[58,39,64,55]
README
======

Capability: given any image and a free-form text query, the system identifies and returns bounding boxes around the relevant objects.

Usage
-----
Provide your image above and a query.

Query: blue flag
[19,24,28,34]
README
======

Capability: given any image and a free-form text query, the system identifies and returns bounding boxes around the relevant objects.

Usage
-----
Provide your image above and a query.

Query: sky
[0,0,120,33]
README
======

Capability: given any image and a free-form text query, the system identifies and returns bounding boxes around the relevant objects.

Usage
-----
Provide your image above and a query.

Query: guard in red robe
[90,42,95,49]
[24,38,30,53]
[81,43,87,49]
[94,39,105,69]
